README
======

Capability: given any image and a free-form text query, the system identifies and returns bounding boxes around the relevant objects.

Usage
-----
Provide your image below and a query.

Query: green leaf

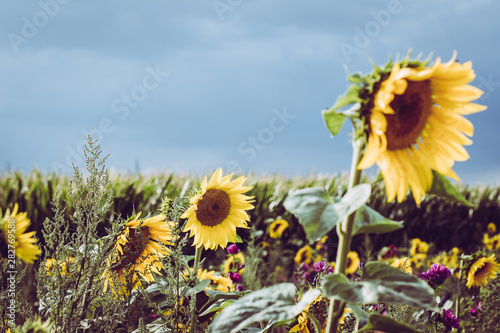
[428,170,474,207]
[322,262,437,310]
[323,108,347,137]
[208,283,321,333]
[357,314,424,333]
[180,279,211,297]
[352,205,404,236]
[331,84,363,111]
[284,184,371,243]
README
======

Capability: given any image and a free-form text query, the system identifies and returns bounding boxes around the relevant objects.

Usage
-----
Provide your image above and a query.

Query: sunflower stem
[326,132,364,333]
[192,246,203,280]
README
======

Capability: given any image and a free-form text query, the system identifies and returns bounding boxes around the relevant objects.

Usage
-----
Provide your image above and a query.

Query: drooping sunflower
[103,213,174,295]
[182,169,254,250]
[0,203,41,263]
[269,219,289,239]
[358,52,486,203]
[346,251,360,275]
[466,254,500,289]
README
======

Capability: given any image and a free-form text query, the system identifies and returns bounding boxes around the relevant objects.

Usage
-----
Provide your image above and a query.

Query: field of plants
[2,52,499,333]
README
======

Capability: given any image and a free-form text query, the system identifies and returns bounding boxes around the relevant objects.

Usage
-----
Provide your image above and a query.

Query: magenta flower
[227,244,240,254]
[312,261,333,273]
[419,264,451,288]
[228,272,241,283]
[469,300,483,317]
[442,309,460,331]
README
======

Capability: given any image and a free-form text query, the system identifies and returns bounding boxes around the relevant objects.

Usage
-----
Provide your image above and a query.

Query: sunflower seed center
[196,189,231,227]
[385,80,432,151]
[112,226,150,273]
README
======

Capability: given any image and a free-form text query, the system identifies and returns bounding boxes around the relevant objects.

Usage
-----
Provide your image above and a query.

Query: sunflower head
[295,245,313,266]
[103,213,173,296]
[326,51,486,204]
[346,251,360,275]
[269,219,289,239]
[466,254,500,289]
[1,203,42,264]
[182,169,254,250]
[487,222,497,235]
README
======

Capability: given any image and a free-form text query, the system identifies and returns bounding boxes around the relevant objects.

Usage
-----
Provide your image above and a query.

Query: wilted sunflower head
[103,213,174,296]
[182,169,254,250]
[466,254,500,289]
[355,52,486,204]
[0,203,41,264]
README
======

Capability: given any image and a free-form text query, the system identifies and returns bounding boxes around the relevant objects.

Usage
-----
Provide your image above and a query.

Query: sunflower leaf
[357,314,424,333]
[284,185,370,243]
[208,283,320,333]
[352,205,403,236]
[332,84,363,111]
[428,171,474,207]
[323,108,347,137]
[322,262,437,311]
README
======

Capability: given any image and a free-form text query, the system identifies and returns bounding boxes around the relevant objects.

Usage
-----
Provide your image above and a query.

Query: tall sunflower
[358,52,486,203]
[103,213,173,295]
[0,203,41,263]
[182,169,254,250]
[466,254,500,289]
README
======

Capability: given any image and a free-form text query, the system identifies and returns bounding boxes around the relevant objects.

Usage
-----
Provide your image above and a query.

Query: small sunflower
[484,234,500,251]
[182,169,254,250]
[358,52,486,203]
[198,269,234,292]
[223,252,245,275]
[269,219,289,239]
[487,222,497,235]
[346,251,360,275]
[295,245,313,266]
[103,213,173,295]
[0,203,41,263]
[390,257,412,274]
[466,254,500,289]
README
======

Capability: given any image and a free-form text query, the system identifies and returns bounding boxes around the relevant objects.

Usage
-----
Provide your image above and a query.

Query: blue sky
[1,0,499,185]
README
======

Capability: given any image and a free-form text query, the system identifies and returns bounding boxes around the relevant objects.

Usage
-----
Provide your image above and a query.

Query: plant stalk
[325,133,364,333]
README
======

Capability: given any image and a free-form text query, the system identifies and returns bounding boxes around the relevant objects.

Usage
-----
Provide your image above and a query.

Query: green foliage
[429,171,474,207]
[36,136,129,332]
[322,262,437,310]
[209,283,320,333]
[357,313,424,333]
[284,184,371,243]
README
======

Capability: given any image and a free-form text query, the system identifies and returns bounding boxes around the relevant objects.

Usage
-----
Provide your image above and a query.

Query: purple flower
[228,272,241,283]
[300,263,310,272]
[419,264,451,288]
[236,284,244,292]
[469,300,483,317]
[442,309,460,330]
[227,244,240,254]
[312,261,333,273]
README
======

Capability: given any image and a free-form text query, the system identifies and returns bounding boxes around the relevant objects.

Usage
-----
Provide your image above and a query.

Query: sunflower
[269,219,289,239]
[466,254,500,289]
[358,52,486,203]
[410,238,429,268]
[0,203,41,263]
[487,222,497,235]
[103,213,173,295]
[295,245,313,266]
[198,268,234,292]
[390,257,412,274]
[182,169,254,250]
[223,252,245,275]
[484,234,500,251]
[346,251,360,275]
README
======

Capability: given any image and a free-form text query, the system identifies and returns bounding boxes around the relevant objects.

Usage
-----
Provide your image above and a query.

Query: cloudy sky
[1,0,499,185]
